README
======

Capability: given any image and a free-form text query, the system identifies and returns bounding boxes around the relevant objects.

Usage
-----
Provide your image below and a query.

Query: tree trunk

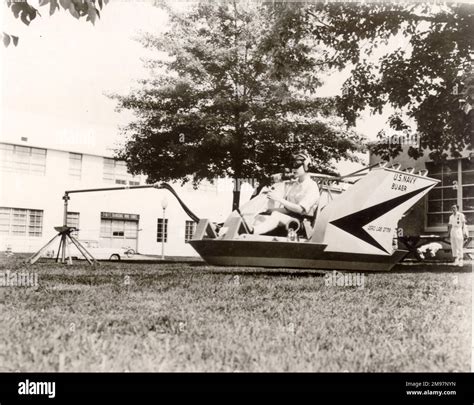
[232,182,241,211]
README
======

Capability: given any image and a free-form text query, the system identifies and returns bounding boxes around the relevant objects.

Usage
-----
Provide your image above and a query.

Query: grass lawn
[0,255,471,372]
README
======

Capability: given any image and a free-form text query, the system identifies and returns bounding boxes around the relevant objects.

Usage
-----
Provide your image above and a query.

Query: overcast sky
[0,1,394,173]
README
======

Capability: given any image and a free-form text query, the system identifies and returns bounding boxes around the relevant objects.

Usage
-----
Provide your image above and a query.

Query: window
[185,220,196,242]
[0,208,43,236]
[11,209,27,235]
[66,212,80,229]
[103,158,115,183]
[28,210,43,237]
[124,221,138,238]
[426,158,473,228]
[462,158,474,224]
[66,212,80,236]
[0,209,10,234]
[157,218,168,243]
[0,143,46,175]
[100,212,138,240]
[103,158,141,185]
[69,153,82,178]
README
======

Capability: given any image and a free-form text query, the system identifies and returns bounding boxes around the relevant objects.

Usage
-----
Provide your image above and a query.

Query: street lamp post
[161,196,168,260]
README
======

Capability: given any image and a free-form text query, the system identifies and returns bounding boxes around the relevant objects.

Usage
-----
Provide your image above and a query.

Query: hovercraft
[188,163,439,271]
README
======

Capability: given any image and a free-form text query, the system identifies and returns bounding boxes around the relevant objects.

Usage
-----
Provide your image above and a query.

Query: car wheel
[109,254,121,261]
[124,249,135,258]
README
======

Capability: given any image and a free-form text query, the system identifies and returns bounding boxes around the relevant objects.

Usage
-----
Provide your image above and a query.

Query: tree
[2,0,108,47]
[458,68,474,147]
[269,3,474,162]
[111,1,362,210]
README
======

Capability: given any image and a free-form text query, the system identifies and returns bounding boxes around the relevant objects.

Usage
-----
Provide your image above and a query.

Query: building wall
[0,142,250,256]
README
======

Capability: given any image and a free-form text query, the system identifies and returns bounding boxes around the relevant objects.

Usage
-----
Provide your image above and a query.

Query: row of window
[0,208,43,237]
[0,144,47,175]
[0,208,197,242]
[103,158,141,185]
[425,158,474,227]
[0,143,141,185]
[156,218,199,243]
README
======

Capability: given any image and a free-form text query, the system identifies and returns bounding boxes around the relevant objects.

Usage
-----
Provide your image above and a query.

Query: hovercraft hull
[189,239,408,271]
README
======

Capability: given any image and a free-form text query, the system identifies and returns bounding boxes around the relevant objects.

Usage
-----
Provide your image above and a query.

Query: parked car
[66,240,135,261]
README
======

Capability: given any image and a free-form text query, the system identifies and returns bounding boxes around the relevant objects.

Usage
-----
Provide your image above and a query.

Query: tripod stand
[26,182,199,266]
[27,226,97,265]
[27,192,97,266]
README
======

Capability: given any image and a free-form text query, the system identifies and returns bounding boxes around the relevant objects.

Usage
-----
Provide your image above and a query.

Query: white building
[0,140,252,257]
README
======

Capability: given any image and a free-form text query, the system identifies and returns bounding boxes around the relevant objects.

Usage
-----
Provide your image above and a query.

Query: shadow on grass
[388,261,472,274]
[117,259,471,277]
[192,261,471,276]
[119,259,207,266]
[197,267,326,278]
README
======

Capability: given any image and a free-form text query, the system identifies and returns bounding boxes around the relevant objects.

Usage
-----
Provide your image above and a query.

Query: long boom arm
[62,182,200,226]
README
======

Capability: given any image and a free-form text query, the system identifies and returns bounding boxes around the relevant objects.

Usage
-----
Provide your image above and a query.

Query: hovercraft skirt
[189,239,407,271]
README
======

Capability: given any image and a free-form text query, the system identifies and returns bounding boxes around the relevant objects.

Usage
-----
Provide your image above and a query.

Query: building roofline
[0,140,117,159]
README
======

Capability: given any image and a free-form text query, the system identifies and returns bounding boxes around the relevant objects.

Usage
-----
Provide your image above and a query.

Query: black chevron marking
[330,185,433,253]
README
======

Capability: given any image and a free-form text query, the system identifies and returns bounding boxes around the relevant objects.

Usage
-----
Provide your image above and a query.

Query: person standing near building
[448,204,469,266]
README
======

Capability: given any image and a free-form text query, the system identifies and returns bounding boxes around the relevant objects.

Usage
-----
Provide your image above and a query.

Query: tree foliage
[3,0,108,47]
[112,1,362,209]
[269,2,474,161]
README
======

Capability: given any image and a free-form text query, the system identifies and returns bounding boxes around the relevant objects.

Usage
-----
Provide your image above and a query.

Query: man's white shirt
[449,212,466,229]
[284,177,320,216]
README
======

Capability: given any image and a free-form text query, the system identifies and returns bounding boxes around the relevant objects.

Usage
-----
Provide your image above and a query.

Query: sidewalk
[120,254,205,263]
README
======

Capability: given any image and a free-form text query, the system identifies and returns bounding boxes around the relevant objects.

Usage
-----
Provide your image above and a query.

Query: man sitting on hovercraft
[249,151,320,235]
